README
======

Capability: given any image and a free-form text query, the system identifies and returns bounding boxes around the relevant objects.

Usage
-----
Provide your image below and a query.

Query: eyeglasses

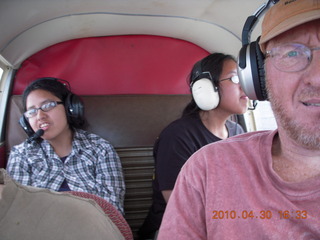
[219,75,239,84]
[24,101,63,118]
[265,43,320,72]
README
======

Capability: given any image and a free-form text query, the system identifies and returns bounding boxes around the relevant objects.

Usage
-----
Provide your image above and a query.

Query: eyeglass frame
[265,43,320,72]
[24,101,64,119]
[219,75,240,84]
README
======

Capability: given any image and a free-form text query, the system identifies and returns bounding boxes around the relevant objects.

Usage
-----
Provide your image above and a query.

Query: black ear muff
[191,60,220,111]
[19,115,34,137]
[65,93,84,120]
[255,40,268,100]
[238,38,267,101]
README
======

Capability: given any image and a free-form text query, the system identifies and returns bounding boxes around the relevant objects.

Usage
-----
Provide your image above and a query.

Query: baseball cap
[259,0,320,52]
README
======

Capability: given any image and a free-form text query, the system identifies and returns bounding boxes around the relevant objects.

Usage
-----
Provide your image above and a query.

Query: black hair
[182,52,236,117]
[22,77,86,129]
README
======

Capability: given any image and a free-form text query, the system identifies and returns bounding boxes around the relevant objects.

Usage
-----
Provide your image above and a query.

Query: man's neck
[272,133,320,182]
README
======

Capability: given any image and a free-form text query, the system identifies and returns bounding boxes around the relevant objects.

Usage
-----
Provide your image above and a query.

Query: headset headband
[239,0,279,67]
[237,0,279,101]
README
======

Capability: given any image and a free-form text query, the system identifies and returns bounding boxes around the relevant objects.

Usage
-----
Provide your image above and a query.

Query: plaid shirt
[7,128,125,214]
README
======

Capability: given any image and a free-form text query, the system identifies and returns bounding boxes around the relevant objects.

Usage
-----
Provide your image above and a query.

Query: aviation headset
[19,77,84,137]
[190,59,220,111]
[237,0,279,101]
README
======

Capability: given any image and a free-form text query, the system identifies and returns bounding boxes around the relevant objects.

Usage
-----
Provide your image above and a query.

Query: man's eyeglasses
[265,43,320,72]
[24,101,63,118]
[219,75,239,84]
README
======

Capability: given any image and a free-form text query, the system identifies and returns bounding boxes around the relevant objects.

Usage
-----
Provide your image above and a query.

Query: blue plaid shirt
[7,128,125,214]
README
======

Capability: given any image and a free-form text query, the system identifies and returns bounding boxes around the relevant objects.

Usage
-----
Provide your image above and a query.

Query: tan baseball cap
[259,0,320,52]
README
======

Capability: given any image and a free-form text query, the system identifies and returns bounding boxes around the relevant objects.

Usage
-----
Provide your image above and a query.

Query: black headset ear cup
[237,38,267,101]
[65,93,84,119]
[254,41,268,100]
[19,115,34,137]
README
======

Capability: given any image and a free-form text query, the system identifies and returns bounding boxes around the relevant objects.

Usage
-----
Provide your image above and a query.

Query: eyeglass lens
[267,43,319,72]
[24,101,59,118]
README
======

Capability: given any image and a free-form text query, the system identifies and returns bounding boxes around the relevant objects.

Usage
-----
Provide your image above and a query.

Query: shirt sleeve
[7,144,32,185]
[94,140,126,215]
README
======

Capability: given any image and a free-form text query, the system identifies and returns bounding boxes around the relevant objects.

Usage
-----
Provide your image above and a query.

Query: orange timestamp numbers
[212,210,308,220]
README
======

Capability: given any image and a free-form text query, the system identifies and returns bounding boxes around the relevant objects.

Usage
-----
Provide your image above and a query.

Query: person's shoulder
[181,130,276,176]
[10,139,29,151]
[9,139,42,159]
[193,130,276,159]
[189,130,274,155]
[160,115,199,135]
[224,129,274,143]
[74,128,111,145]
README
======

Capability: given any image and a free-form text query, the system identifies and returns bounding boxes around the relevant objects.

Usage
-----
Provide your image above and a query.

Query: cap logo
[284,0,297,5]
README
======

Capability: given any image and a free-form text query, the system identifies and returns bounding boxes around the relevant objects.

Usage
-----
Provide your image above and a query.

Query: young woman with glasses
[7,78,125,215]
[138,52,249,240]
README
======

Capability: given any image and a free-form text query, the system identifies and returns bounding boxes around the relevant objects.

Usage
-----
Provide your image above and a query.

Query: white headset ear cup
[191,78,220,111]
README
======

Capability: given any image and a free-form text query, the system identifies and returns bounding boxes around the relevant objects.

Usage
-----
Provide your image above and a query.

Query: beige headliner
[0,0,265,68]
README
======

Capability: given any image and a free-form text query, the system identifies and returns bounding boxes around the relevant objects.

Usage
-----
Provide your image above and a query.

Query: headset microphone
[27,129,44,143]
[248,100,258,111]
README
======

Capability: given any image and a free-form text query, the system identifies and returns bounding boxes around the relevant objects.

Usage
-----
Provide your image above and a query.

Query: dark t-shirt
[138,114,244,239]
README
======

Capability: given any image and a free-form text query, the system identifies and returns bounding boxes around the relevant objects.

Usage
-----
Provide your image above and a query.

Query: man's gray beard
[266,79,320,150]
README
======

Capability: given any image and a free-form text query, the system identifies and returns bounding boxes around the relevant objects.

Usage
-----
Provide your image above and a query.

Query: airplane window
[253,101,277,130]
[244,101,277,132]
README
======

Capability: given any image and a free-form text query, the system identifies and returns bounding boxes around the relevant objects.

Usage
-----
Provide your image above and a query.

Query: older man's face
[265,20,320,149]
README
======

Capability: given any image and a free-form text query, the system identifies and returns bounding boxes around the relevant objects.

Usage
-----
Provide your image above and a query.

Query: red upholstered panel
[13,35,209,95]
[69,191,133,240]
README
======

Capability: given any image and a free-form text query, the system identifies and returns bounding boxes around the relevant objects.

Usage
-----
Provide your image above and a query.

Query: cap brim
[259,10,320,52]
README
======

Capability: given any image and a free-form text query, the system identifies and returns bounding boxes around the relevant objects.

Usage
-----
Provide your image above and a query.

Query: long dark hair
[182,52,236,117]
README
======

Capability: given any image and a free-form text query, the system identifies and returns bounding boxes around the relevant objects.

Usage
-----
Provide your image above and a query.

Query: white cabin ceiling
[0,0,266,68]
